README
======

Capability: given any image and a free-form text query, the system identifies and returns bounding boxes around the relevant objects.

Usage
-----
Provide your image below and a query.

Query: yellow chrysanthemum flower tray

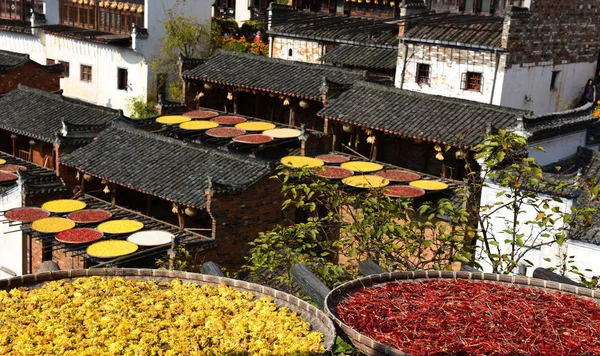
[235,121,276,131]
[340,161,383,173]
[179,121,219,130]
[281,156,325,168]
[0,277,325,355]
[409,180,449,191]
[342,175,389,188]
[86,240,139,258]
[42,199,87,213]
[0,159,5,165]
[97,220,144,234]
[156,115,192,125]
[31,217,75,233]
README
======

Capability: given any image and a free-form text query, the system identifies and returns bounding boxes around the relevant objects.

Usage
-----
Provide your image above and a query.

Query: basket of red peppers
[324,270,600,356]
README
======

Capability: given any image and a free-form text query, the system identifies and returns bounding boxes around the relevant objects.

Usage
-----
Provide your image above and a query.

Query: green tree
[151,0,210,102]
[125,95,158,119]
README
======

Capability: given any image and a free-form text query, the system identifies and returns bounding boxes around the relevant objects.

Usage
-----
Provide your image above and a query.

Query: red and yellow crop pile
[0,277,324,355]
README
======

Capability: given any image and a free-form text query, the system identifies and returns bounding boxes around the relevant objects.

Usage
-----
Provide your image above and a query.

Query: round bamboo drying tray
[325,270,600,356]
[0,268,336,354]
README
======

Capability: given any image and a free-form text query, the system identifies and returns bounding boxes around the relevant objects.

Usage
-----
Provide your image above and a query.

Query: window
[288,48,293,57]
[550,70,561,90]
[60,61,70,78]
[416,63,430,84]
[461,72,483,92]
[80,64,92,82]
[117,68,128,90]
[46,59,55,65]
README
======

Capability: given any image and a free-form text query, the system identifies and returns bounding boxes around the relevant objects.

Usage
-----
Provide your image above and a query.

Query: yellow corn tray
[342,175,389,188]
[41,199,87,213]
[409,180,449,191]
[281,156,324,168]
[31,217,75,233]
[262,128,302,138]
[235,122,276,131]
[156,116,192,125]
[97,220,144,234]
[179,121,219,130]
[340,161,384,173]
[0,159,5,165]
[86,240,139,258]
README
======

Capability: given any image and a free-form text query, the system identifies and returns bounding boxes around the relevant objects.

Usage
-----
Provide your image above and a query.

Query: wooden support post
[54,144,60,176]
[289,105,296,126]
[323,117,329,134]
[290,264,331,309]
[80,171,85,194]
[146,195,152,216]
[177,205,185,229]
[110,183,117,207]
[255,94,260,118]
[233,92,238,114]
[11,134,16,156]
[358,260,388,275]
[441,161,446,179]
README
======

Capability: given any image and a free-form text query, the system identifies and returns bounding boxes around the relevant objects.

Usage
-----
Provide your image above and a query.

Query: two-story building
[0,0,212,115]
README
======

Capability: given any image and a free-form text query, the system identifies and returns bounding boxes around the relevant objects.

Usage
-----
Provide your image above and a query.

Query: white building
[395,0,600,115]
[0,0,212,115]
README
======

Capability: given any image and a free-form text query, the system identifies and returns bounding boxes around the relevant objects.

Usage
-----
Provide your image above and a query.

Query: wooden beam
[177,205,185,229]
[290,264,331,308]
[110,183,117,206]
[289,105,296,126]
[201,261,225,277]
[358,260,388,275]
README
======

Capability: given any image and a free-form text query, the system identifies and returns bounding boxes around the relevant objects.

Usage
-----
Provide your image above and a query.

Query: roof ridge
[213,49,367,77]
[354,81,531,116]
[108,123,271,168]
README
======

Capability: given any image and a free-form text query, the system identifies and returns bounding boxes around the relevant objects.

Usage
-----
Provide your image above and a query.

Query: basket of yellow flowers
[0,268,335,355]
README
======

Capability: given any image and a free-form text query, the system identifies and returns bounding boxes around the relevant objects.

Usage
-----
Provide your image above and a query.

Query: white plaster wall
[527,131,588,166]
[271,37,323,63]
[0,186,24,279]
[499,62,596,115]
[395,45,505,106]
[557,240,600,281]
[0,31,45,64]
[476,181,573,276]
[235,0,252,25]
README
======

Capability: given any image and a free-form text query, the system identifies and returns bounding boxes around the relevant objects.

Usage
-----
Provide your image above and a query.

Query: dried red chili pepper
[336,279,600,356]
[5,207,50,222]
[55,228,103,244]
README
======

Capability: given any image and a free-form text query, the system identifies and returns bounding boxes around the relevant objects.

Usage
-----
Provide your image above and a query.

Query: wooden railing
[18,149,30,161]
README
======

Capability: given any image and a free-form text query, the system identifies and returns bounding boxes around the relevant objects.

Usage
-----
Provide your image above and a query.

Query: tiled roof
[60,125,273,208]
[318,81,529,147]
[40,25,132,46]
[0,19,31,34]
[0,151,66,196]
[321,45,397,70]
[524,97,598,141]
[0,85,123,143]
[0,50,28,70]
[182,50,365,100]
[268,6,398,48]
[400,14,504,49]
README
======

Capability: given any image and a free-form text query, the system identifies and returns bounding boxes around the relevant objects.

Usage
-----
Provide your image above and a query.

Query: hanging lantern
[283,98,290,106]
[130,4,137,11]
[251,90,258,95]
[184,207,198,217]
[434,144,442,152]
[110,1,118,9]
[82,0,88,4]
[83,174,93,182]
[137,4,143,13]
[364,128,373,135]
[227,92,233,100]
[195,92,205,101]
[103,185,110,194]
[75,171,80,180]
[269,93,276,97]
[172,203,178,214]
[358,0,362,3]
[343,124,354,133]
[389,1,395,6]
[204,83,213,90]
[436,152,444,161]
[100,179,107,185]
[366,136,376,144]
[89,0,94,5]
[98,1,104,7]
[299,100,310,109]
[123,3,129,11]
[455,150,465,159]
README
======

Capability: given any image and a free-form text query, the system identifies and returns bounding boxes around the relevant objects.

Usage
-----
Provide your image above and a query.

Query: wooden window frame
[461,72,483,93]
[46,58,55,65]
[60,61,70,78]
[416,63,431,85]
[80,64,92,83]
[117,67,128,91]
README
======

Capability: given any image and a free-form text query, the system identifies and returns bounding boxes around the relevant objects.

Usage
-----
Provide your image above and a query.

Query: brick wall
[199,175,291,271]
[505,0,600,67]
[0,63,62,94]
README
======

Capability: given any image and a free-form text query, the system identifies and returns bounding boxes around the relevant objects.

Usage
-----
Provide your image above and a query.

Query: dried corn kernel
[156,115,192,125]
[86,240,138,258]
[342,175,389,188]
[97,220,144,234]
[340,161,383,173]
[41,199,87,213]
[281,156,325,168]
[179,120,219,130]
[235,121,276,131]
[31,217,75,233]
[0,278,325,355]
[409,180,448,191]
